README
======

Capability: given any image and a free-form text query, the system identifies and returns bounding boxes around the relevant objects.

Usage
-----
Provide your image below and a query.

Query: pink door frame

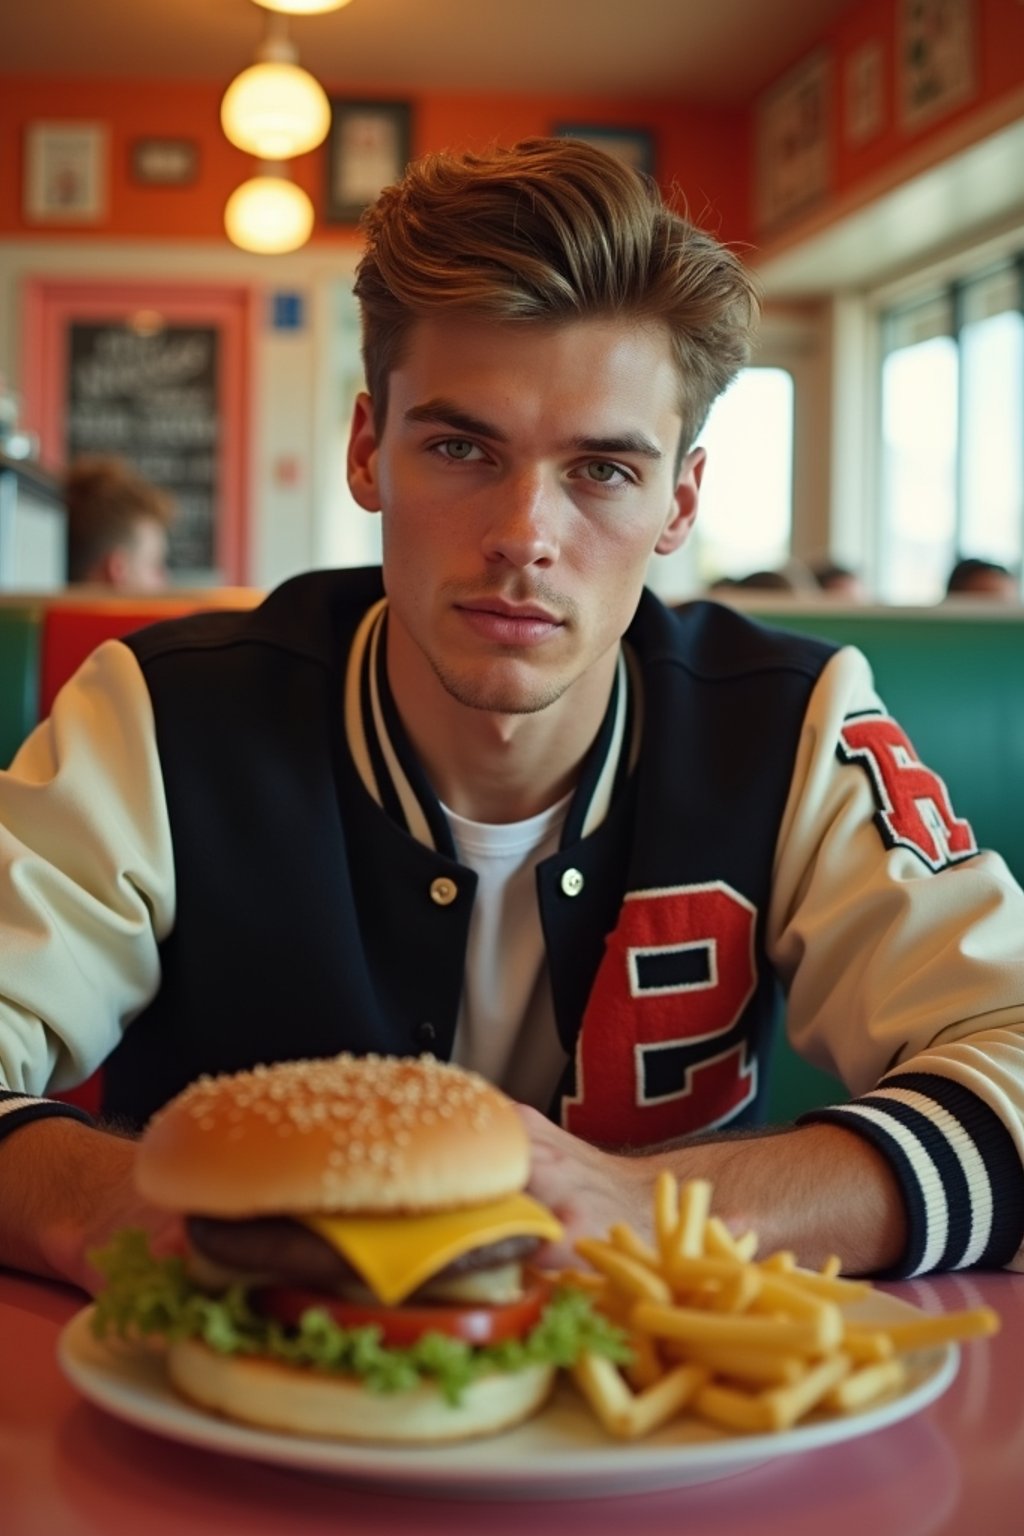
[21,278,256,584]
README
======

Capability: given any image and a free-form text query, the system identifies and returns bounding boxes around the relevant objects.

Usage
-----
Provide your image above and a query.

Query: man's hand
[518,1105,908,1275]
[1,1117,184,1295]
[517,1105,656,1268]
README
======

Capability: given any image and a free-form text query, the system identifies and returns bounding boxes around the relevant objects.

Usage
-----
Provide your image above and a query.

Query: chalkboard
[65,322,220,574]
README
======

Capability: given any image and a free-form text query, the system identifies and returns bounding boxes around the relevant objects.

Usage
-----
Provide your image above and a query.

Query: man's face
[348,315,702,719]
[116,518,169,591]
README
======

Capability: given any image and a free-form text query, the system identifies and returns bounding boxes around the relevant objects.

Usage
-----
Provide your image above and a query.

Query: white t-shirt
[445,793,572,1111]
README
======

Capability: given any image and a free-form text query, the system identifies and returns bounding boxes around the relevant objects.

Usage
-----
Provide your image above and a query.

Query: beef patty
[186,1214,539,1292]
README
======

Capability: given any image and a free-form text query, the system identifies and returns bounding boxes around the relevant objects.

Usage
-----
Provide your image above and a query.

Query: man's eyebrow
[404,400,508,441]
[573,433,663,461]
[403,402,663,461]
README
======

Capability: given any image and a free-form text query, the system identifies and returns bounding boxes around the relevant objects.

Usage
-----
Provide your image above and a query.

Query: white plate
[58,1293,957,1501]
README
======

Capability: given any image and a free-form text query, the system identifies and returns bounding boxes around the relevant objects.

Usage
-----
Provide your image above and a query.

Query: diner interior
[1,1,1024,1532]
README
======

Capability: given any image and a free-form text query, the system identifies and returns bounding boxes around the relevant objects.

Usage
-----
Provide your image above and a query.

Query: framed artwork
[131,138,199,187]
[844,39,886,147]
[553,124,655,176]
[755,52,833,234]
[24,122,108,223]
[898,0,976,132]
[325,100,412,224]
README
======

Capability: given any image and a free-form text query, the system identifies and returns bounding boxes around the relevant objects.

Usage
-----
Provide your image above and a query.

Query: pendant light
[252,0,354,12]
[224,164,315,254]
[220,14,331,161]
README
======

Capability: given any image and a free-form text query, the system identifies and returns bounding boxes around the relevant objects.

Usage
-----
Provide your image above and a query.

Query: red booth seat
[38,588,259,716]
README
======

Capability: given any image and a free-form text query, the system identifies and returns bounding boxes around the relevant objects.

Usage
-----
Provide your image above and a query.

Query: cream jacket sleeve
[0,641,174,1132]
[768,645,1024,1275]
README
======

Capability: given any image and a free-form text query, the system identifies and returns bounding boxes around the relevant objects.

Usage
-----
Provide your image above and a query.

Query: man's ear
[654,447,705,555]
[347,391,382,512]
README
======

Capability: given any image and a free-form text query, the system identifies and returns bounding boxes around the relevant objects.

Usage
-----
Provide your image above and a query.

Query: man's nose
[480,469,560,569]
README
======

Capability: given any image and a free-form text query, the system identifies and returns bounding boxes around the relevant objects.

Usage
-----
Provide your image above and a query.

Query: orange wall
[0,77,750,245]
[3,0,1021,258]
[752,0,1024,240]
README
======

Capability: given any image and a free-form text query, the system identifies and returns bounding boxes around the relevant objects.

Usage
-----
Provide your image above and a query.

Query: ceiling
[4,0,853,103]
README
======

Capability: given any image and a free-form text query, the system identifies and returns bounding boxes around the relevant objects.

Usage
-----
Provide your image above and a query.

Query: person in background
[810,561,868,602]
[945,557,1019,604]
[732,569,798,592]
[64,455,175,591]
[706,569,798,596]
[1,137,1023,1296]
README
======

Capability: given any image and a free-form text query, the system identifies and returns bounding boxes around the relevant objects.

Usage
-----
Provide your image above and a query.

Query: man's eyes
[575,460,636,488]
[581,461,629,485]
[427,441,635,485]
[432,438,485,462]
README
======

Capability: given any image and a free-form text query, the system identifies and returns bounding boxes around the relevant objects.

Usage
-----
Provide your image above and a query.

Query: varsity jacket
[2,568,1024,1277]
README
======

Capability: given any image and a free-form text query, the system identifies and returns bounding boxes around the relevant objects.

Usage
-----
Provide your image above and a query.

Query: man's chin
[433,665,567,717]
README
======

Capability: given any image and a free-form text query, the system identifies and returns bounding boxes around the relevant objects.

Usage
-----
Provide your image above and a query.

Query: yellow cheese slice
[300,1193,563,1306]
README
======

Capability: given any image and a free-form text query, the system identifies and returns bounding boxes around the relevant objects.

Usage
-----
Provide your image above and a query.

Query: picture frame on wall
[325,100,412,224]
[898,0,976,132]
[24,122,108,223]
[755,51,833,234]
[553,124,656,177]
[130,138,199,187]
[844,39,886,148]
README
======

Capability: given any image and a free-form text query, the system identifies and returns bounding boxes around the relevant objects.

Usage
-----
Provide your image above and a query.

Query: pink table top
[3,1265,1023,1536]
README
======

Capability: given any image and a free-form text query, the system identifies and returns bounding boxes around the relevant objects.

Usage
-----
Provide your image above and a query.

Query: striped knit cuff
[0,1090,94,1144]
[798,1070,1024,1277]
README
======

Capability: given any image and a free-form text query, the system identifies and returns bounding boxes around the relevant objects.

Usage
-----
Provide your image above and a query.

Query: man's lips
[454,598,563,646]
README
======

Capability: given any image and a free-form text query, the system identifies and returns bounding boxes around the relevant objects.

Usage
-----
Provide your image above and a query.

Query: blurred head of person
[731,568,798,593]
[945,557,1019,604]
[64,455,174,591]
[810,561,868,602]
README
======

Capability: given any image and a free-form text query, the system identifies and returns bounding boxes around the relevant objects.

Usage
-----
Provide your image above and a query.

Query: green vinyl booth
[738,601,1024,1122]
[0,602,42,768]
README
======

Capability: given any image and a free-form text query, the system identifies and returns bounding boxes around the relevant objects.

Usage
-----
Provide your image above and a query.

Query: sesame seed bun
[135,1053,530,1217]
[167,1338,556,1444]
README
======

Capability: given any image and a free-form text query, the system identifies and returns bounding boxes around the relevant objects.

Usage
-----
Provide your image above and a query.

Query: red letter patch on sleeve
[563,881,757,1146]
[838,711,977,871]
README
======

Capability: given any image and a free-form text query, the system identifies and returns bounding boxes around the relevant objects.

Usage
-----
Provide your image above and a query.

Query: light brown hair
[354,136,761,452]
[64,455,175,582]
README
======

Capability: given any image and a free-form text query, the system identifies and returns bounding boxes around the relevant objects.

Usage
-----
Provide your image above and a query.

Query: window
[690,367,795,585]
[878,259,1024,603]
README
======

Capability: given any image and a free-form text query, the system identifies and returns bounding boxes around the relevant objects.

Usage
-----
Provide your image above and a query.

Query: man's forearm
[0,1117,172,1293]
[637,1122,907,1273]
[522,1109,907,1274]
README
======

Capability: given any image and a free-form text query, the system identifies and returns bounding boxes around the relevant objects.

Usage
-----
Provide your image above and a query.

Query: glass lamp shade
[220,61,331,159]
[252,0,354,11]
[224,174,315,254]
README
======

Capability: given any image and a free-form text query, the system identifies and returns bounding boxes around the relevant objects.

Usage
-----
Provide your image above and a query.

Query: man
[64,454,173,590]
[810,561,868,602]
[945,556,1019,603]
[1,139,1023,1293]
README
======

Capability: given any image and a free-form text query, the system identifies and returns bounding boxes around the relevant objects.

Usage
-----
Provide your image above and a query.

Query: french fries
[559,1172,999,1441]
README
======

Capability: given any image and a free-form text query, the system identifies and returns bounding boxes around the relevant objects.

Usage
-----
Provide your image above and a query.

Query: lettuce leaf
[89,1229,632,1405]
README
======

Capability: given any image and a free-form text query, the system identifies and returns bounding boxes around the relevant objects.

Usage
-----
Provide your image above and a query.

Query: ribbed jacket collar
[344,598,641,856]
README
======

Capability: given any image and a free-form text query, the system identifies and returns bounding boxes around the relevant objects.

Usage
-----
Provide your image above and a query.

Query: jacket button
[415,1021,437,1045]
[560,867,584,897]
[430,876,458,906]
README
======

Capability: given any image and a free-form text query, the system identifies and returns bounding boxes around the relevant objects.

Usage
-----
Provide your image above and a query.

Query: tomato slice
[254,1279,550,1348]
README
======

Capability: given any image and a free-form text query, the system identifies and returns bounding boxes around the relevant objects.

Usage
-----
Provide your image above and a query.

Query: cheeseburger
[91,1053,625,1443]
